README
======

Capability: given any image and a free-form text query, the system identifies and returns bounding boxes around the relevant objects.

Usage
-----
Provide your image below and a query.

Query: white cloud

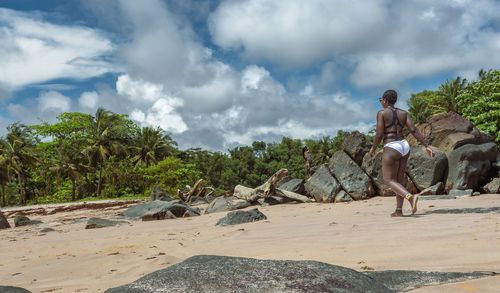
[210,0,500,87]
[38,91,71,113]
[78,91,99,110]
[0,8,115,90]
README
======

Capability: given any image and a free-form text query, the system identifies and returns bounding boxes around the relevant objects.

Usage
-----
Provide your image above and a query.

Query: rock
[407,146,447,191]
[150,186,173,201]
[216,208,267,226]
[304,165,341,203]
[278,178,305,195]
[342,131,372,166]
[232,199,252,210]
[205,197,235,214]
[14,215,42,227]
[448,189,473,197]
[328,151,375,200]
[483,177,500,194]
[473,191,481,196]
[105,255,394,293]
[419,182,445,196]
[40,227,55,233]
[334,190,353,203]
[0,286,32,293]
[257,196,287,206]
[85,217,129,229]
[446,142,499,191]
[188,196,208,206]
[122,200,200,221]
[362,150,416,196]
[406,112,494,151]
[0,211,10,229]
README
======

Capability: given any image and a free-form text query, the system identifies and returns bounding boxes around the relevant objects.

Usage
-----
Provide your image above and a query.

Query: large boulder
[150,186,173,201]
[406,112,494,153]
[362,150,417,196]
[406,146,447,191]
[342,131,371,166]
[419,182,445,196]
[123,200,201,221]
[0,286,32,293]
[0,210,10,229]
[304,165,341,203]
[205,197,235,214]
[216,208,267,226]
[328,151,375,200]
[334,190,353,203]
[446,142,499,191]
[105,255,394,293]
[483,178,500,194]
[14,215,42,227]
[278,178,305,195]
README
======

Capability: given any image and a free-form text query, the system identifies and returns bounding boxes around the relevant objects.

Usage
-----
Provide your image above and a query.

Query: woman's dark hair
[382,89,397,104]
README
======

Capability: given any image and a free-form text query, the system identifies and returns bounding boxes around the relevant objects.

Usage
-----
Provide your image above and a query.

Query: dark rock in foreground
[0,286,32,293]
[85,217,129,229]
[364,270,493,292]
[14,215,42,227]
[216,208,267,226]
[0,211,10,229]
[105,255,394,293]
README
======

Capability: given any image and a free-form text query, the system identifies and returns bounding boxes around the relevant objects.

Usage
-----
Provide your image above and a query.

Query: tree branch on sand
[233,168,311,203]
[178,179,215,203]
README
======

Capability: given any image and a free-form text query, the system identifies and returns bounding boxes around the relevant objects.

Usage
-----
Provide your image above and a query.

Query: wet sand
[1,194,499,292]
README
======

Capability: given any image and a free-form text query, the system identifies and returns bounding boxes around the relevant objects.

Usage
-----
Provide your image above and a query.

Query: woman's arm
[406,113,435,157]
[369,110,385,157]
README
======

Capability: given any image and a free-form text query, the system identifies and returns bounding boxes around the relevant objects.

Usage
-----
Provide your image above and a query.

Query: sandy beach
[1,194,500,292]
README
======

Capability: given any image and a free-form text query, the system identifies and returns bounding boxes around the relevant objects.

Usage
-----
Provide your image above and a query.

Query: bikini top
[384,107,404,141]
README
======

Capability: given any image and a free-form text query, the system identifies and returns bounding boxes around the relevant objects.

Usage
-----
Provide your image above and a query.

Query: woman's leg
[382,147,409,197]
[395,152,410,212]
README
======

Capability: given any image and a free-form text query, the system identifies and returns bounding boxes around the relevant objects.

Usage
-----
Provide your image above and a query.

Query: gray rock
[446,142,499,190]
[0,211,10,229]
[188,196,208,205]
[328,151,375,200]
[334,190,353,203]
[14,215,42,227]
[232,200,252,210]
[123,200,200,221]
[304,165,341,203]
[473,191,481,196]
[216,208,267,226]
[40,227,55,233]
[448,189,473,197]
[364,270,492,292]
[85,217,129,229]
[407,146,447,191]
[342,131,372,166]
[205,197,235,214]
[0,286,32,293]
[483,177,500,194]
[150,186,173,201]
[105,255,394,293]
[278,179,305,195]
[419,182,445,196]
[257,196,288,206]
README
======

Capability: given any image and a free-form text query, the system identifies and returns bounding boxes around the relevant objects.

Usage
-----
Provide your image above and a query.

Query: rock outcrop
[342,130,371,166]
[14,215,42,227]
[278,179,305,195]
[328,151,375,200]
[122,200,201,221]
[85,217,129,229]
[0,211,10,229]
[216,208,267,226]
[406,146,447,191]
[205,197,235,214]
[304,165,341,202]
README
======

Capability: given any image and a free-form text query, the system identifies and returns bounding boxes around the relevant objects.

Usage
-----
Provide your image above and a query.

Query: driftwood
[302,146,318,178]
[177,179,215,203]
[234,169,311,203]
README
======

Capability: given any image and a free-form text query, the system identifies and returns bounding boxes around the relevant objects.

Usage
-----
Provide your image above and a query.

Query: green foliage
[457,70,500,142]
[407,90,436,125]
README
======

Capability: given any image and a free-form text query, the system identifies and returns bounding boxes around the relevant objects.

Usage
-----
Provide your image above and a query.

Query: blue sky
[1,0,499,150]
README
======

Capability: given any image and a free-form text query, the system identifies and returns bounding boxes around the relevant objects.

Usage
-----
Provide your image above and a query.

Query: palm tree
[82,108,129,196]
[432,76,467,115]
[0,154,11,206]
[407,92,433,125]
[0,123,39,205]
[49,143,83,201]
[130,126,177,168]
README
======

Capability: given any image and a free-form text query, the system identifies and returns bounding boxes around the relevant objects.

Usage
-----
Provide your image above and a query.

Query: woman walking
[369,90,434,217]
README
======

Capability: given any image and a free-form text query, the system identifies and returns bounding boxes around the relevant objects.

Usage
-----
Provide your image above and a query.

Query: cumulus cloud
[209,0,500,87]
[0,8,115,90]
[78,91,99,110]
[38,91,71,113]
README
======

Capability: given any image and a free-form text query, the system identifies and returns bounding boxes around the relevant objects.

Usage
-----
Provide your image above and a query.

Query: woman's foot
[406,194,419,215]
[391,208,403,217]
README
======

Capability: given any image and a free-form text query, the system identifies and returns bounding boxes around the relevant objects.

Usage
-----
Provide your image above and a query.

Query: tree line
[0,69,498,206]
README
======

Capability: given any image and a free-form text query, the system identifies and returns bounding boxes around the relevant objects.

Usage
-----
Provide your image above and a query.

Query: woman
[369,90,434,217]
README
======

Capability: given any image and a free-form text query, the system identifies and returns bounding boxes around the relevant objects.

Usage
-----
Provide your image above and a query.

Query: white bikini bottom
[384,139,410,156]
